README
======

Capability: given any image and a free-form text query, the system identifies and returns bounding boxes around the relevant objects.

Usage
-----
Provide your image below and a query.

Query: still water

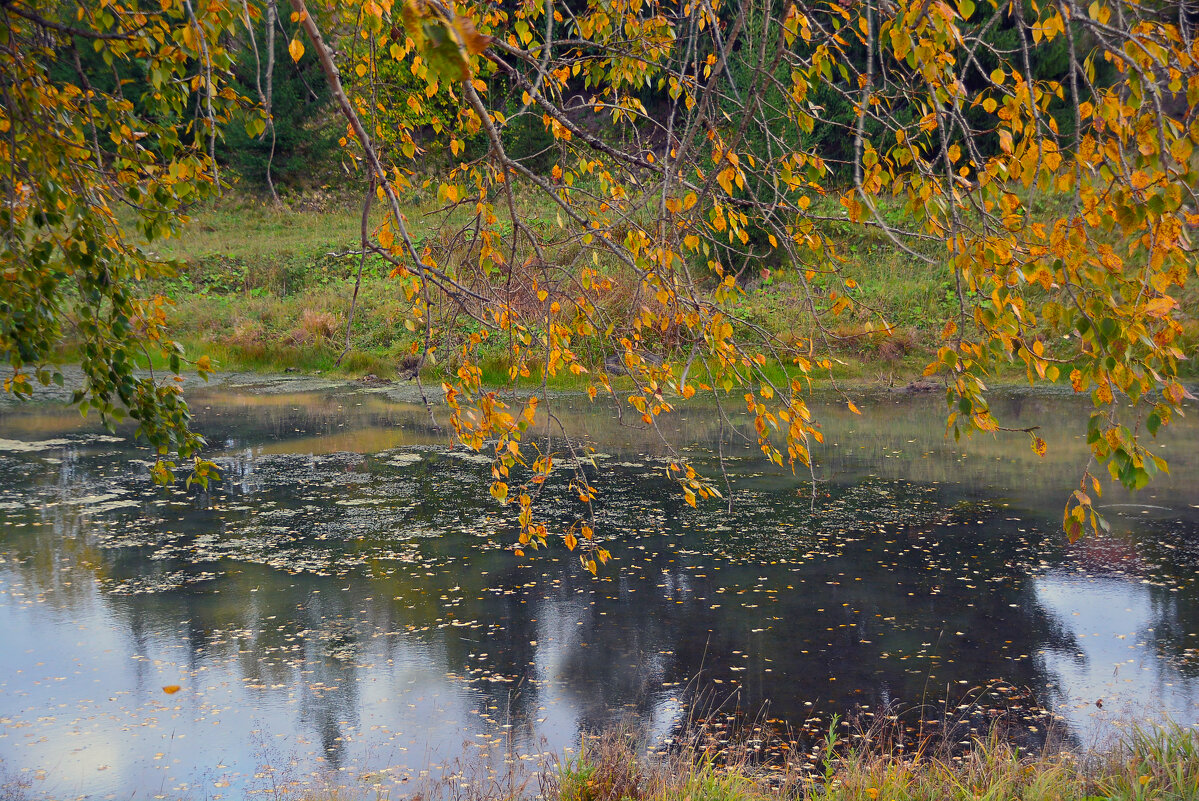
[1,378,1197,799]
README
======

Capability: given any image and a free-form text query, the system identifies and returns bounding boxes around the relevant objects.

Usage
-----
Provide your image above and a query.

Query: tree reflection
[1,388,1198,797]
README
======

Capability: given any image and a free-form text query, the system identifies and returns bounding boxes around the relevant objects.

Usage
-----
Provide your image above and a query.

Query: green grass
[132,195,938,386]
[148,193,388,265]
[125,191,1196,388]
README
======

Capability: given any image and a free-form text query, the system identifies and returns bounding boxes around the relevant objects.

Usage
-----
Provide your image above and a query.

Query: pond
[1,377,1197,800]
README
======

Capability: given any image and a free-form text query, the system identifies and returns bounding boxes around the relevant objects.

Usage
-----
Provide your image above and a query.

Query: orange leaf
[458,18,493,56]
[1143,296,1177,318]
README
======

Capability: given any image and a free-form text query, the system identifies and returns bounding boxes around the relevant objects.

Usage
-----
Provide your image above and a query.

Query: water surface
[1,381,1197,799]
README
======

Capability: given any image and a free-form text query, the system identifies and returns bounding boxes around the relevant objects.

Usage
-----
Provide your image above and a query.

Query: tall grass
[549,721,1198,801]
[286,720,1199,801]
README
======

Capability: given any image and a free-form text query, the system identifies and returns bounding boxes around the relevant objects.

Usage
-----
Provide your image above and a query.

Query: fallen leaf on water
[162,684,181,694]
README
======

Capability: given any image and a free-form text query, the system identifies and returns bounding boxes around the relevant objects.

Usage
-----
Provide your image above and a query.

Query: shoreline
[7,360,1179,413]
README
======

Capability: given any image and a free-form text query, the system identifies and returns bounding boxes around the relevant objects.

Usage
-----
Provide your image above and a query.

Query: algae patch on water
[0,433,124,453]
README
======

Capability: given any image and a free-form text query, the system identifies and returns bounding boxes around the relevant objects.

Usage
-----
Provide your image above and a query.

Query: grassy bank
[549,724,1199,801]
[132,192,1197,389]
[278,721,1199,801]
[131,192,947,386]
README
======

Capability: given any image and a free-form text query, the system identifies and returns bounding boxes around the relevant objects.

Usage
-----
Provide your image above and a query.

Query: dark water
[1,381,1197,799]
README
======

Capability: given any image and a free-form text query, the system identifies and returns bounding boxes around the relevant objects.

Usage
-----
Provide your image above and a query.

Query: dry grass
[282,719,1199,801]
[545,720,1199,801]
[295,308,343,345]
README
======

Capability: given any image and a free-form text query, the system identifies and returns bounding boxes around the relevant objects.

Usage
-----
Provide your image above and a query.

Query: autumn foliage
[2,0,1196,559]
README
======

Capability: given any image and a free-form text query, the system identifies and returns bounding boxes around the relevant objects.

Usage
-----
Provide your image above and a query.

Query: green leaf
[1131,467,1150,491]
[1146,412,1161,436]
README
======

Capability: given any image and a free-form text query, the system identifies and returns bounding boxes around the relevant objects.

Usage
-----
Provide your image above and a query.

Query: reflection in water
[0,385,1197,799]
[1034,567,1199,742]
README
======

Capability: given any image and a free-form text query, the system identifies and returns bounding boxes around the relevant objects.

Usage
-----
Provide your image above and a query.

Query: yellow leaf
[998,129,1013,154]
[848,401,861,415]
[162,685,181,695]
[288,38,305,62]
[717,167,735,194]
[1143,296,1176,318]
